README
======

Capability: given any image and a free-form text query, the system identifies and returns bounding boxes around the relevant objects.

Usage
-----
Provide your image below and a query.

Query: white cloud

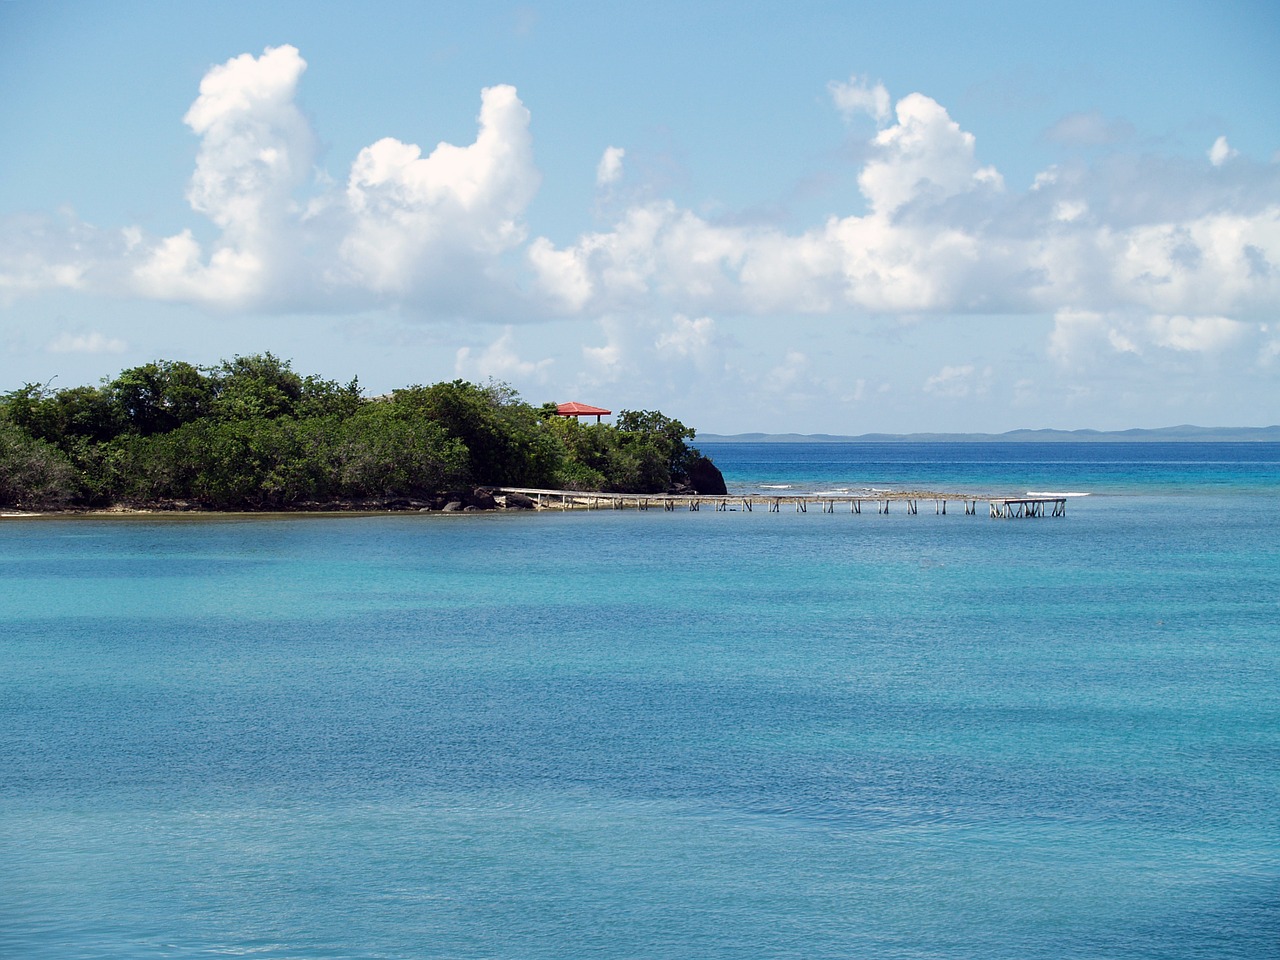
[1209,135,1238,167]
[1049,309,1115,365]
[454,327,553,382]
[859,93,1003,216]
[1053,200,1088,223]
[341,83,538,295]
[136,44,313,305]
[529,91,1015,316]
[829,75,891,125]
[923,364,991,398]
[764,350,809,393]
[3,45,1279,407]
[1050,308,1260,366]
[529,81,1280,328]
[1147,314,1246,352]
[528,236,593,311]
[582,330,625,383]
[655,314,716,358]
[596,146,625,186]
[123,48,540,311]
[47,331,127,354]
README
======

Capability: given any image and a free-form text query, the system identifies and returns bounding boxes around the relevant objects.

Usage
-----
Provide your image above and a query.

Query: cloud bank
[3,44,1278,378]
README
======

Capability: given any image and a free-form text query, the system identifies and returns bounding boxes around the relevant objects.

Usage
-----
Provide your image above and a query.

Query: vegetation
[0,354,710,511]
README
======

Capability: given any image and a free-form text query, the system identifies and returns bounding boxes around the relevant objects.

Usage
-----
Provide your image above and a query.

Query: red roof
[555,402,611,417]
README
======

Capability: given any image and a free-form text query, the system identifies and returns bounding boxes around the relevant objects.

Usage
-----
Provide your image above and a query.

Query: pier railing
[496,488,1067,519]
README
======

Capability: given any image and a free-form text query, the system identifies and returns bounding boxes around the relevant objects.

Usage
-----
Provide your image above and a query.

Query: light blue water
[2,443,1278,959]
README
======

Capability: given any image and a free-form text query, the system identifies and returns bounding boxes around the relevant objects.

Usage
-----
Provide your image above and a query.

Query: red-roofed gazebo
[555,402,611,423]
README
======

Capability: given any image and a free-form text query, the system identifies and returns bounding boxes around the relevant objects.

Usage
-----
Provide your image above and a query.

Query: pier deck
[497,488,1067,519]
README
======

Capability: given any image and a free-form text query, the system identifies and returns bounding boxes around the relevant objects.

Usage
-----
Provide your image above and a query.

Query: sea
[2,442,1277,960]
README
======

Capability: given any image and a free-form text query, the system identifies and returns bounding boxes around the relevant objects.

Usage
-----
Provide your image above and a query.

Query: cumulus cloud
[47,331,127,354]
[859,93,1004,215]
[529,85,1280,361]
[763,350,809,393]
[1209,135,1238,167]
[455,327,553,382]
[655,314,716,358]
[1147,314,1247,352]
[1,45,540,315]
[829,75,891,125]
[341,83,538,295]
[3,45,1279,388]
[529,93,1012,316]
[136,44,314,304]
[923,364,991,398]
[596,146,625,186]
[1050,307,1259,366]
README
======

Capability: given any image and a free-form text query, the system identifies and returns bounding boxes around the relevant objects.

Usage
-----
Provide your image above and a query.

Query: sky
[1,0,1278,435]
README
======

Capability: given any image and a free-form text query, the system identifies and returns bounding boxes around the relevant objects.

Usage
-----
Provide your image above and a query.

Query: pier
[497,488,1067,519]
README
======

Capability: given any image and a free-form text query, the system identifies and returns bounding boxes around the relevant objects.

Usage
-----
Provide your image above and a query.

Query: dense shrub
[0,421,78,508]
[0,355,710,509]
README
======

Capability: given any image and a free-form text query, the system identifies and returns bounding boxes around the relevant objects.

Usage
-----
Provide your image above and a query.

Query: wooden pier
[497,488,1067,519]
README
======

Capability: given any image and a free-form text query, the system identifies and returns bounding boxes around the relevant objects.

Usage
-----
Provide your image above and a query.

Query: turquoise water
[2,443,1278,959]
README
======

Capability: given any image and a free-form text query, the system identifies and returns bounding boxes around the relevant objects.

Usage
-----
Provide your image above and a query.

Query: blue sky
[2,0,1277,434]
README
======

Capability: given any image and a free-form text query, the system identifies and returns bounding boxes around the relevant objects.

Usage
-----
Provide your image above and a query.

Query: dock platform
[496,488,1067,519]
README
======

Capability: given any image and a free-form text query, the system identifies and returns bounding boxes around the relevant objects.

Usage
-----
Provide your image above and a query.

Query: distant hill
[696,425,1280,443]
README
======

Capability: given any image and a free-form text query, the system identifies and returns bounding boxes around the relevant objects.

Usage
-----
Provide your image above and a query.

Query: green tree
[106,361,213,435]
[0,421,77,507]
[209,353,304,422]
[392,379,558,487]
[334,402,468,498]
[613,409,700,490]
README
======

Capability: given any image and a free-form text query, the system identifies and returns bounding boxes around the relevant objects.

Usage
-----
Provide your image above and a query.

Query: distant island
[698,426,1280,443]
[0,354,724,513]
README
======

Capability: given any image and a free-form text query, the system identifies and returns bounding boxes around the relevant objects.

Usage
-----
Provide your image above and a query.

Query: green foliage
[334,401,469,497]
[614,409,700,491]
[0,421,77,508]
[0,354,714,509]
[107,360,213,435]
[208,352,302,422]
[391,380,559,487]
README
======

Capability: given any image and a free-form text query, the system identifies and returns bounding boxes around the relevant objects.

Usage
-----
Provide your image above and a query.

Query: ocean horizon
[3,441,1277,959]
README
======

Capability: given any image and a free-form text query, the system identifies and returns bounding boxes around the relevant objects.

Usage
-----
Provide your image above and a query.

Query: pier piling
[496,488,1068,520]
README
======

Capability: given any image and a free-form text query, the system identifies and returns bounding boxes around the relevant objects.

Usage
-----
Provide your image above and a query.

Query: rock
[468,488,498,510]
[687,456,727,495]
[442,501,464,512]
[504,492,537,510]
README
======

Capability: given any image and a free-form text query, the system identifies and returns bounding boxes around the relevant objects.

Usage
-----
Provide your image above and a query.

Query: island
[0,354,726,513]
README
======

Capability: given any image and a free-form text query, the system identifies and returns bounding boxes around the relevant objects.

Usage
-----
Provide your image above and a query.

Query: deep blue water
[2,443,1278,959]
[704,440,1280,496]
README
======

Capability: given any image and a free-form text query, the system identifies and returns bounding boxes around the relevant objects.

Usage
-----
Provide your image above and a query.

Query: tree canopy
[0,355,711,510]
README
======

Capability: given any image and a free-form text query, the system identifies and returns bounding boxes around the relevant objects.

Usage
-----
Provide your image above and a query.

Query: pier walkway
[496,488,1067,519]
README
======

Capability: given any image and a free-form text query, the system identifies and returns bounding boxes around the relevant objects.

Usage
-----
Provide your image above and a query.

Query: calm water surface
[2,443,1278,959]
